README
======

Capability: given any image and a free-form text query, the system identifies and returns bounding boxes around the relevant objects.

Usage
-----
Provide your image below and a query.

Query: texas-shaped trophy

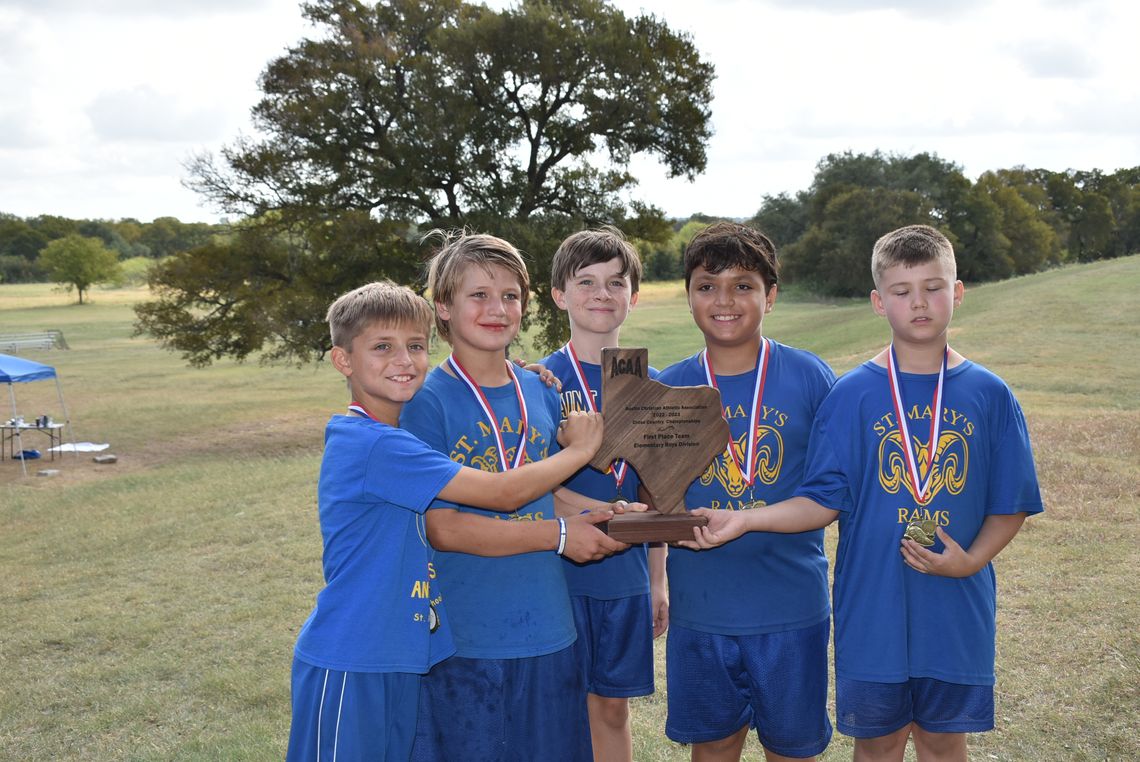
[588,347,728,543]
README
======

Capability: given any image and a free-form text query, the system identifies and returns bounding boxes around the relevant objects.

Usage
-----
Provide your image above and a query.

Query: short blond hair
[326,280,433,349]
[872,224,957,286]
[423,230,530,342]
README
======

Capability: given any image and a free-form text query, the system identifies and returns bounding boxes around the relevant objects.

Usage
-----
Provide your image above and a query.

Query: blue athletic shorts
[665,620,832,758]
[286,658,420,762]
[410,647,592,761]
[570,594,655,698]
[836,676,995,737]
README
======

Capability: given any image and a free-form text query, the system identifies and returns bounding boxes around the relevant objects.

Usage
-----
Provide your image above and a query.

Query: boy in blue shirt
[683,224,1044,761]
[656,221,836,761]
[401,233,633,761]
[538,227,668,761]
[287,281,621,762]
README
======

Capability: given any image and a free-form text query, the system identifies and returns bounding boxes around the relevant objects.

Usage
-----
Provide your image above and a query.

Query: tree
[151,0,714,363]
[37,234,122,304]
[783,187,934,297]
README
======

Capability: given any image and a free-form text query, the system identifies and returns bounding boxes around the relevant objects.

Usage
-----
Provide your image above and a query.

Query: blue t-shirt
[400,366,577,659]
[538,349,651,600]
[797,360,1044,685]
[657,342,836,635]
[293,414,462,673]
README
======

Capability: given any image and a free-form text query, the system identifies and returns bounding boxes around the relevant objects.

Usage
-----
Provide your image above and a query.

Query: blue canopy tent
[0,353,75,476]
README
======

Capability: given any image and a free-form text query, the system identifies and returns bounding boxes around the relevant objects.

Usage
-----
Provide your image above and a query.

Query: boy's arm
[649,543,668,637]
[425,508,629,563]
[899,512,1028,578]
[436,410,603,512]
[675,497,839,550]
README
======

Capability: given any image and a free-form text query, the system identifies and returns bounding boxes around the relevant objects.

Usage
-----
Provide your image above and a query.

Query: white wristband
[555,517,567,556]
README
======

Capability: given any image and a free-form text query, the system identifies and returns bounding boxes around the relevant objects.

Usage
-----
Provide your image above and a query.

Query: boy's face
[436,262,524,354]
[687,265,776,350]
[551,259,638,338]
[871,259,964,347]
[331,321,430,419]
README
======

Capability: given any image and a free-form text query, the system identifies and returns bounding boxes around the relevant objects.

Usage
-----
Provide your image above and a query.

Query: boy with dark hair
[287,281,617,761]
[538,226,668,761]
[657,221,836,761]
[684,224,1043,761]
[401,234,631,761]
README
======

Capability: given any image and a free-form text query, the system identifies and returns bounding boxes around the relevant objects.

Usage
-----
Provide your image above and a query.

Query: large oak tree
[138,0,714,365]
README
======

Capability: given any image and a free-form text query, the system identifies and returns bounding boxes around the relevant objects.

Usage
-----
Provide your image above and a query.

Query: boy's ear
[551,286,568,310]
[435,300,451,321]
[870,289,886,316]
[953,280,964,307]
[330,345,353,378]
[629,290,639,307]
[764,283,778,313]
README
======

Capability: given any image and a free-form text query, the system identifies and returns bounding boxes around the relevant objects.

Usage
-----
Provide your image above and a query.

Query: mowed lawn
[2,257,1138,761]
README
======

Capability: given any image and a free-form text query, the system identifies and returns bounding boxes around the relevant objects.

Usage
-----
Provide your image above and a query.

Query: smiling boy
[287,281,617,762]
[656,222,836,761]
[400,234,631,761]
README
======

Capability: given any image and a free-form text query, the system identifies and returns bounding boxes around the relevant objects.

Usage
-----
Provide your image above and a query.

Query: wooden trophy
[589,347,729,543]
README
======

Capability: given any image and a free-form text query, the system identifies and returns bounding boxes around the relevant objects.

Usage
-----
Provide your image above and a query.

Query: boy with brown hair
[538,227,668,761]
[400,234,632,761]
[684,224,1044,761]
[657,221,836,761]
[287,281,616,761]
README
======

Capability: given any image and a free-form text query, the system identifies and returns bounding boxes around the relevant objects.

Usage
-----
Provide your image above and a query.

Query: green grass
[3,258,1139,760]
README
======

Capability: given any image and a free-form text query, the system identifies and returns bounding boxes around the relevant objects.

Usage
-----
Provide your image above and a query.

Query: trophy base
[600,510,708,544]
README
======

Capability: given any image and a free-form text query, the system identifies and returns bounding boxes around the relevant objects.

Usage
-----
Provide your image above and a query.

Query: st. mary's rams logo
[700,426,783,498]
[878,428,968,506]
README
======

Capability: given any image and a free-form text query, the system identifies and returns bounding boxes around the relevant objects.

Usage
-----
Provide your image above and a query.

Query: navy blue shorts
[410,647,592,761]
[286,658,420,762]
[836,676,995,737]
[570,594,655,698]
[665,620,832,758]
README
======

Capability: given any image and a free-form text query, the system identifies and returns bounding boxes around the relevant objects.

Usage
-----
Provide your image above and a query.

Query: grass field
[2,260,1138,761]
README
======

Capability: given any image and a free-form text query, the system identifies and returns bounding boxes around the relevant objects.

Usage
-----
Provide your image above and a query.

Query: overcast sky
[2,0,1138,224]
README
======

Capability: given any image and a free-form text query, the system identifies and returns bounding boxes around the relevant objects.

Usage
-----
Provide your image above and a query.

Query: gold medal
[904,519,936,547]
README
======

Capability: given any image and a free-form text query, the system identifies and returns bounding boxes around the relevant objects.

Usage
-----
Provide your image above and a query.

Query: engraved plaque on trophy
[589,347,728,543]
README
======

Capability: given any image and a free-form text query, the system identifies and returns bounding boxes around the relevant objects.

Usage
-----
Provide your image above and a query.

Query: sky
[2,0,1138,224]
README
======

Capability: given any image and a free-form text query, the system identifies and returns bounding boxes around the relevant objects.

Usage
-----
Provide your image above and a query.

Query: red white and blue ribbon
[447,354,528,471]
[886,344,947,504]
[348,402,377,420]
[701,338,770,489]
[560,341,629,489]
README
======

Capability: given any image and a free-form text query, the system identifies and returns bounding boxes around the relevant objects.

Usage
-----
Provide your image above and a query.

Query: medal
[428,603,440,633]
[904,519,937,547]
[561,341,629,492]
[886,344,947,505]
[703,338,770,505]
[447,354,528,471]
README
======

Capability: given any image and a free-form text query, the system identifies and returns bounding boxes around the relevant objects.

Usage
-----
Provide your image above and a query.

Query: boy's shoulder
[323,413,428,464]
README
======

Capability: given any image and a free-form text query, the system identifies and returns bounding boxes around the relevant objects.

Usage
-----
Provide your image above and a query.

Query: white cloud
[86,86,228,143]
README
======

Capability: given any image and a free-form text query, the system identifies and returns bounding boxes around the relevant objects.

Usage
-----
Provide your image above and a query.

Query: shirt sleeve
[984,387,1045,516]
[796,409,855,513]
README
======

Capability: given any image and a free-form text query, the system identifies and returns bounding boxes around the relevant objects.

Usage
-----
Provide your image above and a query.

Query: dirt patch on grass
[1029,410,1140,523]
[1,412,324,487]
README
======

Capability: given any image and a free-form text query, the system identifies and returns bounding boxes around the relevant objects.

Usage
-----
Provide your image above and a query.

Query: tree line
[635,153,1140,297]
[0,213,228,285]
